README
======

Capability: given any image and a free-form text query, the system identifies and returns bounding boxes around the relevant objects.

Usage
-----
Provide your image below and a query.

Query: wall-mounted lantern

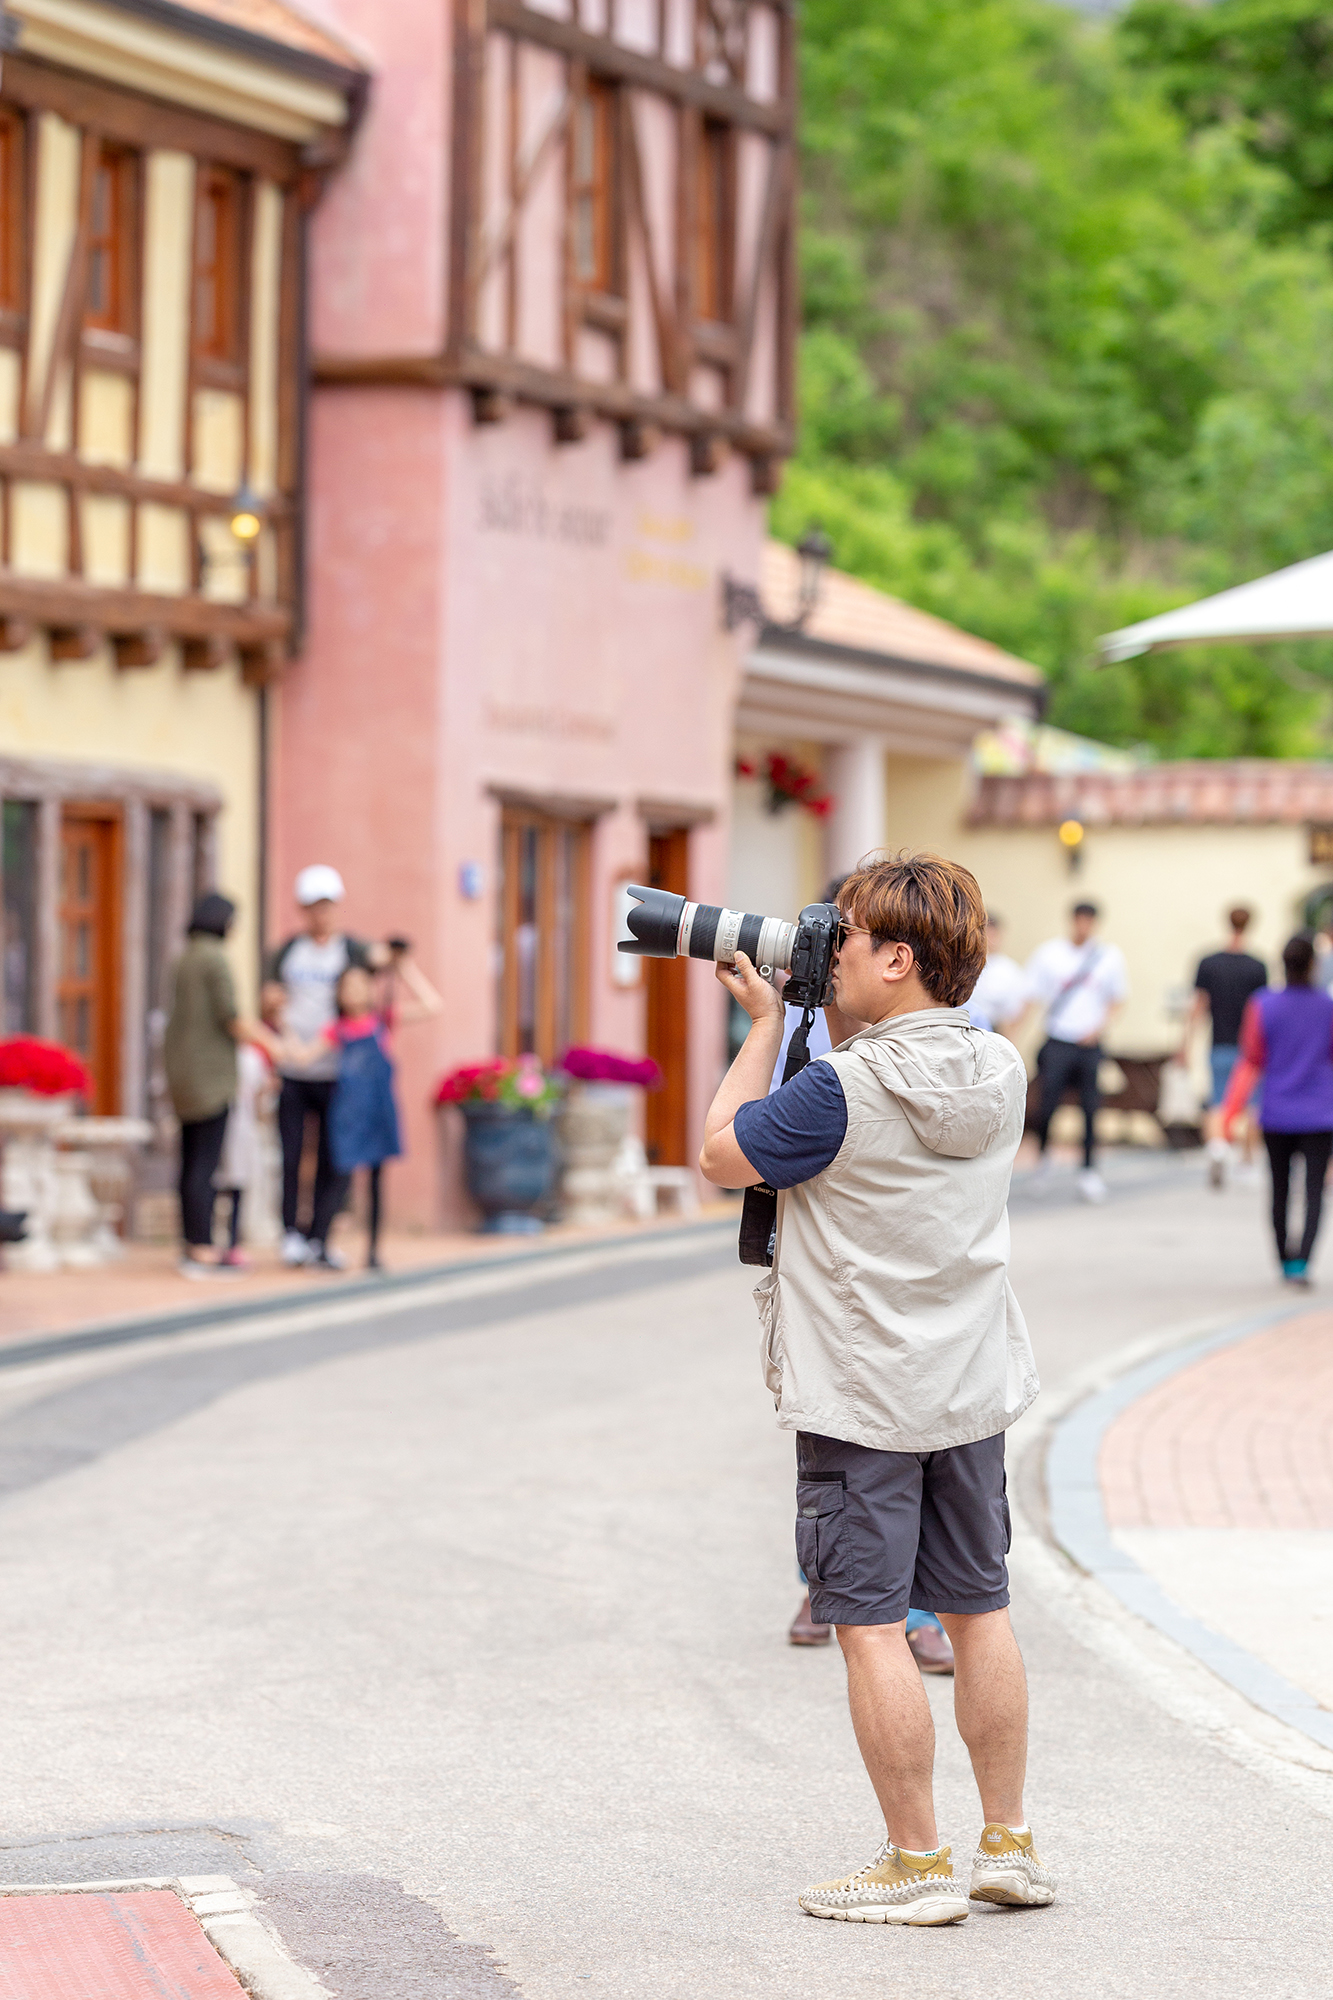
[722,523,833,634]
[1058,818,1085,871]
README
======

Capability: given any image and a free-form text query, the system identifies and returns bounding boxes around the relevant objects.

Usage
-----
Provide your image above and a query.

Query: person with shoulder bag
[700,853,1053,1926]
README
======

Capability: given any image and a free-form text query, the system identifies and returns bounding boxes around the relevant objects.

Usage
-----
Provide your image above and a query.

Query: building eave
[5,0,367,141]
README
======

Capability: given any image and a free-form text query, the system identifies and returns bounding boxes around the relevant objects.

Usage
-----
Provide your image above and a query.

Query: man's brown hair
[838,852,987,1008]
[1228,906,1252,934]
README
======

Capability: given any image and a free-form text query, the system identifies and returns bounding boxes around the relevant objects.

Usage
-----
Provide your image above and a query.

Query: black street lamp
[721,524,833,633]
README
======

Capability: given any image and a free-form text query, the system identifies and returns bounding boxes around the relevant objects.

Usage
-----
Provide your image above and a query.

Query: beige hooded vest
[753,1006,1038,1453]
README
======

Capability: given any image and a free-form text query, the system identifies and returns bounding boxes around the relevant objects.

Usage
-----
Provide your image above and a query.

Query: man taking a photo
[700,852,1052,1926]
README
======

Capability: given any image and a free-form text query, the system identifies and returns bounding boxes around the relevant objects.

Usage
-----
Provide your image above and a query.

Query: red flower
[0,1037,91,1097]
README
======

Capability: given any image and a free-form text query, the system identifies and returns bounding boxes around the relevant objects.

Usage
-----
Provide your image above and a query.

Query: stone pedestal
[0,1094,151,1269]
[558,1083,635,1226]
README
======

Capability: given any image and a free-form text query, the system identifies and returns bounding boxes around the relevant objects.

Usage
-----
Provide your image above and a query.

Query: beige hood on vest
[845,1007,1028,1161]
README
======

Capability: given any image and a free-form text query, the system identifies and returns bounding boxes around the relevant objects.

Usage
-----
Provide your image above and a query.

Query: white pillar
[824,737,888,881]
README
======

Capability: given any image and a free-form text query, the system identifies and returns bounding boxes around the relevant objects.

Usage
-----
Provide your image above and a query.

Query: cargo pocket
[754,1268,783,1398]
[795,1477,853,1589]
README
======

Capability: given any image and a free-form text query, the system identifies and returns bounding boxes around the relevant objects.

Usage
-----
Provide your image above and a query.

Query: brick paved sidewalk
[1100,1308,1333,1530]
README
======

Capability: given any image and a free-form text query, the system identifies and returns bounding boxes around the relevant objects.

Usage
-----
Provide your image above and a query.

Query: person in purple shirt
[1222,933,1333,1286]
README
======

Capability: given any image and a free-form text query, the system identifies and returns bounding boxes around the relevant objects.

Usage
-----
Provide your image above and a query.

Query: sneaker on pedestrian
[1076,1167,1108,1203]
[907,1621,954,1675]
[1206,1137,1229,1190]
[177,1255,237,1281]
[969,1823,1056,1907]
[281,1229,311,1267]
[1233,1158,1262,1188]
[219,1246,251,1269]
[308,1240,347,1271]
[800,1841,968,1925]
[1282,1258,1312,1287]
[788,1592,831,1646]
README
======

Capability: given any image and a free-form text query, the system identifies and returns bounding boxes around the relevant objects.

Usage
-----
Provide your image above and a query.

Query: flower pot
[459,1102,556,1233]
[558,1081,634,1226]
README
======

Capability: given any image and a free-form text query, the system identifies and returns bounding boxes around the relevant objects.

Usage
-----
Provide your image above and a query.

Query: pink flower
[514,1069,544,1098]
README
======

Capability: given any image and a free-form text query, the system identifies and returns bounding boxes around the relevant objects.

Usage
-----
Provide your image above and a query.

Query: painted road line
[1046,1301,1333,1755]
[0,1215,737,1375]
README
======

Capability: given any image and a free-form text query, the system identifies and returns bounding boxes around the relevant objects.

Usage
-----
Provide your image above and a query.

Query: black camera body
[782,903,842,1012]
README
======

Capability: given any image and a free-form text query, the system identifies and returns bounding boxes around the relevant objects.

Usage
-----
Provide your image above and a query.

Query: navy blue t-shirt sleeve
[731,1061,848,1189]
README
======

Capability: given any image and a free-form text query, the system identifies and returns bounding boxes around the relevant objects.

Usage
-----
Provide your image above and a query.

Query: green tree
[781,0,1333,756]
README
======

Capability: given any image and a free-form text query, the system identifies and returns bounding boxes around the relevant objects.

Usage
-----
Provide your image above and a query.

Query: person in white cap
[266,866,380,1267]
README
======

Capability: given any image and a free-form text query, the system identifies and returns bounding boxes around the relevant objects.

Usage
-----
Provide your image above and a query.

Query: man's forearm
[703,1015,784,1143]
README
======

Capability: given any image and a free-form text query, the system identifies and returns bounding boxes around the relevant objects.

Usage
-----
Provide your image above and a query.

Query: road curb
[1046,1300,1333,1754]
[0,1215,737,1375]
[0,1875,329,1999]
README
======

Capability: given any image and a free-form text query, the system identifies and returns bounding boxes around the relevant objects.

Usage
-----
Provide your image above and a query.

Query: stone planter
[0,1090,79,1271]
[459,1102,557,1233]
[558,1082,634,1226]
[0,1094,150,1269]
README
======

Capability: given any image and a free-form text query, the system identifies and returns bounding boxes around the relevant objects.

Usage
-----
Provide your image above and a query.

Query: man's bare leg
[837,1623,939,1850]
[938,1608,1028,1825]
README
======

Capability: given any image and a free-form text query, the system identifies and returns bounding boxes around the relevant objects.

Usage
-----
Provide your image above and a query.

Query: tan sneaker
[969,1824,1057,1906]
[799,1840,969,1925]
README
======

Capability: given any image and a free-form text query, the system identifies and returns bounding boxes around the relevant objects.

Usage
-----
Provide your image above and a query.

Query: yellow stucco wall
[0,639,261,1001]
[883,752,1327,1054]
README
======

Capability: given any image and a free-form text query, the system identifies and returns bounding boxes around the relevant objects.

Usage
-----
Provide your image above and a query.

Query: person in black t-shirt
[1178,906,1267,1188]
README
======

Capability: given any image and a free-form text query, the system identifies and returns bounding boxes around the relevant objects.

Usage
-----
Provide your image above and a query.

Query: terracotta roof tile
[166,0,366,70]
[761,541,1043,689]
[970,761,1333,827]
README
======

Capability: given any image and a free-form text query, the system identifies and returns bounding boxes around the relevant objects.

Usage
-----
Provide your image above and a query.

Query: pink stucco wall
[277,382,761,1228]
[280,2,772,1228]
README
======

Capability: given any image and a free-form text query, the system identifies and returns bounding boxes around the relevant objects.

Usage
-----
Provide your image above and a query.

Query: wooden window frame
[695,115,736,327]
[82,139,141,368]
[570,75,621,302]
[56,802,123,1115]
[0,105,27,347]
[498,807,591,1064]
[192,162,247,387]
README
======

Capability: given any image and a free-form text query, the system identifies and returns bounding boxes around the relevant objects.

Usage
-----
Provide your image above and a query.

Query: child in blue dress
[281,947,441,1269]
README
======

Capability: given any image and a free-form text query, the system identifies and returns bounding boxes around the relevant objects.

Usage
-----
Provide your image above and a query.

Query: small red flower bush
[0,1036,91,1098]
[434,1055,561,1115]
[560,1046,662,1088]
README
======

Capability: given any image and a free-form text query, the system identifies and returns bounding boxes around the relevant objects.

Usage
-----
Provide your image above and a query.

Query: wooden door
[58,809,120,1112]
[644,829,689,1166]
[498,809,591,1064]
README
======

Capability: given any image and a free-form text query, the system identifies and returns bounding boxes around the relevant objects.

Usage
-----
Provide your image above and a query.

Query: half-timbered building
[0,0,364,1124]
[281,0,796,1224]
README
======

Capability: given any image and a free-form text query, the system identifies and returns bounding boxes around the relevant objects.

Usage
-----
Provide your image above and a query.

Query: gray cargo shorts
[795,1428,1011,1627]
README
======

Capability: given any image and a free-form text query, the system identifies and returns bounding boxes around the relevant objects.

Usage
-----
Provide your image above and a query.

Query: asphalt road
[1,1155,1331,1999]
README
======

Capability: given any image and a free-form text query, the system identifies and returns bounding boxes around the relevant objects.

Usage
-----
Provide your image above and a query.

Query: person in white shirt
[1024,901,1128,1202]
[966,914,1028,1036]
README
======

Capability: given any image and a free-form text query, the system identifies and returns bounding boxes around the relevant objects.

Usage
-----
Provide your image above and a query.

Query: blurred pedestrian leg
[1263,1131,1332,1276]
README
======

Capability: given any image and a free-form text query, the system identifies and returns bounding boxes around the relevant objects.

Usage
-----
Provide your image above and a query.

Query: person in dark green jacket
[164,893,254,1277]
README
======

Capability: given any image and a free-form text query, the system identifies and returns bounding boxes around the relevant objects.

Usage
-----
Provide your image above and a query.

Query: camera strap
[739,1005,817,1268]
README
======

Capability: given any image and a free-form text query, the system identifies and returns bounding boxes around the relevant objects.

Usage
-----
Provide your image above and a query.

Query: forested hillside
[777,0,1333,755]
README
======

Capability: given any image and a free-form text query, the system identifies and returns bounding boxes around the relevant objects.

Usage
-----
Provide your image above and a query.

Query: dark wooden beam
[488,1,790,136]
[0,441,294,516]
[239,638,285,686]
[314,347,794,458]
[112,627,166,670]
[689,432,726,477]
[1,54,301,182]
[619,418,658,460]
[470,384,512,424]
[0,571,291,645]
[552,404,591,444]
[182,635,231,672]
[0,615,32,650]
[48,623,99,661]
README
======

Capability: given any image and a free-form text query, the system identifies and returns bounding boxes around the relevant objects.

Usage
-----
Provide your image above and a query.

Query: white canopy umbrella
[1098,549,1333,662]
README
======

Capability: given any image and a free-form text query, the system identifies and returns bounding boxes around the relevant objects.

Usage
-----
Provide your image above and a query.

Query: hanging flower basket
[736,752,833,820]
